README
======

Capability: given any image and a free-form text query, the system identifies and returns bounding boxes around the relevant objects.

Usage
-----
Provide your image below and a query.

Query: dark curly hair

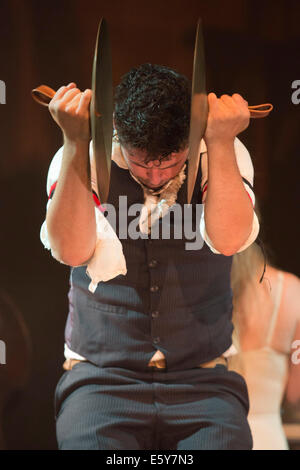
[114,63,191,163]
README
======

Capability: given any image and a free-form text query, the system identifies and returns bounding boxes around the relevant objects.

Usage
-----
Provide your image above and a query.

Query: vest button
[149,259,158,268]
[153,337,160,344]
[151,310,159,318]
[150,285,159,293]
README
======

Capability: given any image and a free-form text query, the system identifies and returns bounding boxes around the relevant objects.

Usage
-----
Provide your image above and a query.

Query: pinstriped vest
[65,157,233,372]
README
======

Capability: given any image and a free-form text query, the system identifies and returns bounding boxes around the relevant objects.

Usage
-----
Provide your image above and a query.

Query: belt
[63,356,227,371]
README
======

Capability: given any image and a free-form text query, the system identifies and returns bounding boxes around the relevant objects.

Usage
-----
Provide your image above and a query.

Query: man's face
[121,146,189,189]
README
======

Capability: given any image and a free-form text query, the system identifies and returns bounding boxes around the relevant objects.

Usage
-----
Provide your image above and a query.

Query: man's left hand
[204,93,250,146]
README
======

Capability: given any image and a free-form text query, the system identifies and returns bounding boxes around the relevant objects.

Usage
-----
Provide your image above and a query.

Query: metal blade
[90,18,113,204]
[187,19,208,204]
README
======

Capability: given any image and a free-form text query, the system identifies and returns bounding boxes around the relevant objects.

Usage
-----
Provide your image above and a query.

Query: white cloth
[40,137,259,362]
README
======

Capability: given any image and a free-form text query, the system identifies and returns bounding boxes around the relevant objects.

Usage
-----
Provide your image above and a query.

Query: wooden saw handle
[31,85,56,106]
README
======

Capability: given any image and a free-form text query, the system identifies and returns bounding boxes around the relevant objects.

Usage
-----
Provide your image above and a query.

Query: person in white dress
[228,241,300,450]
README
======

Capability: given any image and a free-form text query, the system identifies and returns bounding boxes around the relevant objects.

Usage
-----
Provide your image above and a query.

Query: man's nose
[147,170,166,186]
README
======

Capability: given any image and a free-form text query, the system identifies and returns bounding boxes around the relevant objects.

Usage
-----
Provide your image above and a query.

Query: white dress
[229,271,289,450]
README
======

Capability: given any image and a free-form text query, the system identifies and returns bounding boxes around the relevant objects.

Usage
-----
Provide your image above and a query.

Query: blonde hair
[230,202,274,353]
[230,242,267,352]
[231,241,266,300]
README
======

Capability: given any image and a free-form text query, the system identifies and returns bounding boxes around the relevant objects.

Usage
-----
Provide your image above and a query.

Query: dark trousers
[54,361,253,450]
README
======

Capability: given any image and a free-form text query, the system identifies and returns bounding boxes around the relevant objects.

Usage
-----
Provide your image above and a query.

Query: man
[41,64,259,449]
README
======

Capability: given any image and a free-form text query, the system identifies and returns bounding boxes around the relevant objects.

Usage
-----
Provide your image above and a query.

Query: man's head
[114,63,191,188]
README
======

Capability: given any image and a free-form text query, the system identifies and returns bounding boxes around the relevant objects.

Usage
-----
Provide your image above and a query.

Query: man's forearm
[46,138,97,266]
[204,139,253,256]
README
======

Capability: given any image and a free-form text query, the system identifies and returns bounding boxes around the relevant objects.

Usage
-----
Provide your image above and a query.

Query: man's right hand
[49,83,92,142]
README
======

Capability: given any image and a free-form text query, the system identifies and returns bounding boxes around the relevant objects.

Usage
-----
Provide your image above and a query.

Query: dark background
[0,0,299,450]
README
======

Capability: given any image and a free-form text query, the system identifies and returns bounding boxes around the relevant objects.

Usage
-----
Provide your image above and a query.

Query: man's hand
[49,82,92,142]
[204,93,250,146]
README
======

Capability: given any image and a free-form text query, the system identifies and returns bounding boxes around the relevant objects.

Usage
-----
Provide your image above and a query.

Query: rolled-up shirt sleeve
[40,142,127,292]
[40,142,101,252]
[199,137,260,254]
[40,146,64,251]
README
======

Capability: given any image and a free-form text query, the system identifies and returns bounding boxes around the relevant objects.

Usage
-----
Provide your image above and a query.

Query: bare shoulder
[279,269,300,322]
[282,270,300,297]
[264,265,300,318]
[262,266,300,351]
[265,265,300,286]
